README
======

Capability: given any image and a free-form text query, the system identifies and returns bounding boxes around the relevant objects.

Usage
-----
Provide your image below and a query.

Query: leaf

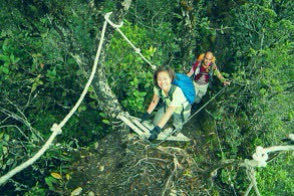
[4,134,10,141]
[2,146,8,155]
[66,173,71,180]
[6,158,14,166]
[0,54,10,62]
[0,67,9,74]
[71,187,83,196]
[102,119,110,124]
[13,57,20,64]
[78,105,87,113]
[45,176,58,188]
[51,172,62,180]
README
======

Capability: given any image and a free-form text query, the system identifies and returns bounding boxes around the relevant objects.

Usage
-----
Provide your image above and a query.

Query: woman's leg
[194,83,209,103]
[172,106,191,133]
[153,107,165,125]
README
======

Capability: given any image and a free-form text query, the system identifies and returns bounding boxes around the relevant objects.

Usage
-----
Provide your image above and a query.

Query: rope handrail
[105,12,156,71]
[0,15,109,186]
[245,143,294,168]
[242,134,294,196]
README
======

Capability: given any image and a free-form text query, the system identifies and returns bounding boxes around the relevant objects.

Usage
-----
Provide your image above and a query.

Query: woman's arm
[146,94,160,114]
[214,66,231,86]
[157,106,176,128]
[187,70,193,77]
[216,71,230,86]
[187,61,199,77]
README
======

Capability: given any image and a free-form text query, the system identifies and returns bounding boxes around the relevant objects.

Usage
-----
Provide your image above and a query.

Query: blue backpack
[173,73,196,104]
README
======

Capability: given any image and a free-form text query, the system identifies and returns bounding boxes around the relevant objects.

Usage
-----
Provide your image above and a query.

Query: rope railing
[105,12,156,70]
[0,14,110,186]
[242,133,294,196]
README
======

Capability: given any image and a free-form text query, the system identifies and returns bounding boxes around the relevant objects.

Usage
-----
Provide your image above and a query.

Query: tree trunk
[90,0,133,139]
[178,0,197,70]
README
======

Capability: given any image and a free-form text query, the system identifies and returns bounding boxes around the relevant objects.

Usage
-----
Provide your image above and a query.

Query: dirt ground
[65,109,231,196]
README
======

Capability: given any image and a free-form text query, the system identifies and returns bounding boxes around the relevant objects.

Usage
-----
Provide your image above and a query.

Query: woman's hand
[223,81,231,86]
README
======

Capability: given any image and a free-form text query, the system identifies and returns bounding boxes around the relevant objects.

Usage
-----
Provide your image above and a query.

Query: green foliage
[212,1,293,155]
[104,21,154,114]
[206,2,293,194]
[255,153,294,195]
[0,0,293,195]
[0,1,113,194]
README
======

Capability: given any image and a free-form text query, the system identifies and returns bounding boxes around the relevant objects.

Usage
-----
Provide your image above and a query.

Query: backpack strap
[194,62,216,84]
[208,63,217,83]
[158,85,176,100]
[158,85,176,112]
[168,84,176,99]
[191,61,202,80]
[159,85,190,123]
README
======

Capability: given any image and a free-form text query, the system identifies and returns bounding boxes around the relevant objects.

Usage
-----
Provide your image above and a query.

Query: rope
[104,12,123,28]
[105,12,156,71]
[186,87,227,122]
[242,139,294,195]
[249,145,294,167]
[244,163,261,196]
[0,16,109,186]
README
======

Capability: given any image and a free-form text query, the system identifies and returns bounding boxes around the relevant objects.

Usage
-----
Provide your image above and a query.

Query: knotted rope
[242,134,294,196]
[247,144,294,168]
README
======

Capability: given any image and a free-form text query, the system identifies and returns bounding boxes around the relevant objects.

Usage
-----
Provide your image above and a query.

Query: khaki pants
[153,106,191,131]
[193,82,209,103]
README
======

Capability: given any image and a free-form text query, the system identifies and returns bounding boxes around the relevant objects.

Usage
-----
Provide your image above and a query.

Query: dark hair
[153,66,175,88]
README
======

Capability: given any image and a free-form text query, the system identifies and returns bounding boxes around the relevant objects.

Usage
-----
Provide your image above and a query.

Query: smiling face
[157,71,172,92]
[203,52,214,67]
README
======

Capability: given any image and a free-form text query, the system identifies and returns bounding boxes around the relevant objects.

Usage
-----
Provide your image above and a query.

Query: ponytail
[197,53,205,61]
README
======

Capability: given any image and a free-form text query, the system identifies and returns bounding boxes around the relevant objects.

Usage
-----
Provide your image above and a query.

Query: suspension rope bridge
[1,13,292,196]
[0,11,226,185]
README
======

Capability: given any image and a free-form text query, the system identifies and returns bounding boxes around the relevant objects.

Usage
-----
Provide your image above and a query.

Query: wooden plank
[119,114,190,142]
[131,118,150,134]
[128,116,154,130]
[157,128,191,141]
[118,114,146,137]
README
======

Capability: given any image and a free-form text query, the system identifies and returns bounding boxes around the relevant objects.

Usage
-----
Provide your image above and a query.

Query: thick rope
[244,164,261,196]
[0,17,109,186]
[105,12,156,71]
[242,135,294,196]
[248,145,294,167]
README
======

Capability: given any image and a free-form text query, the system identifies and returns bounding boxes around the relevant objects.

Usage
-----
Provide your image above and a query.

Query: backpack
[192,61,216,84]
[159,73,196,105]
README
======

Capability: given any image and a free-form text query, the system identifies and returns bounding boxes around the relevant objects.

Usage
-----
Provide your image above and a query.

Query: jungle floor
[64,107,233,196]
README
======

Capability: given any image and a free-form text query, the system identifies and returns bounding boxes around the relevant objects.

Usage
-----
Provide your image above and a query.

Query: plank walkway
[119,114,190,142]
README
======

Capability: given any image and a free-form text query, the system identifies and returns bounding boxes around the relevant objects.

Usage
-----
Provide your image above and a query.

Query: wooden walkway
[118,114,190,142]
